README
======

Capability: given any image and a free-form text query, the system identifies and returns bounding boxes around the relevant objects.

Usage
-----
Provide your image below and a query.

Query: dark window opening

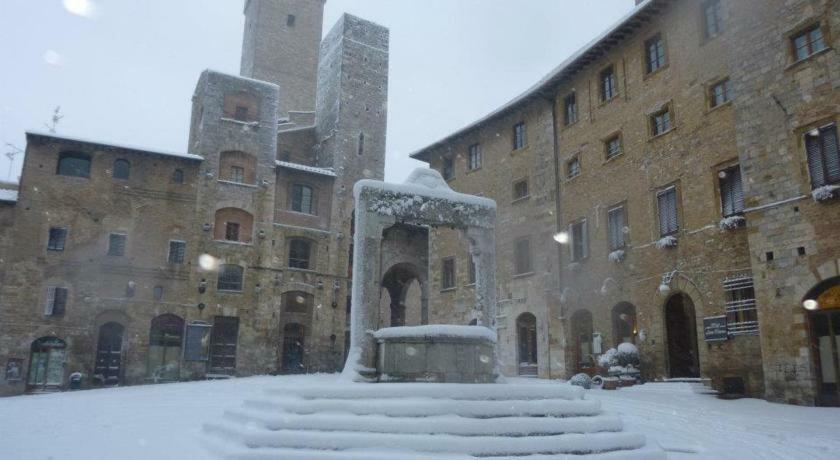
[564,93,578,126]
[56,151,91,178]
[234,105,249,122]
[513,179,529,201]
[513,122,527,150]
[225,222,240,242]
[287,14,296,27]
[291,184,314,214]
[44,286,68,316]
[168,240,186,264]
[719,165,745,217]
[108,233,126,256]
[288,239,312,269]
[217,264,244,292]
[646,35,666,73]
[48,227,67,251]
[514,237,533,275]
[172,169,184,184]
[442,258,455,290]
[570,220,588,262]
[600,66,617,101]
[113,159,130,180]
[442,157,454,180]
[209,316,239,375]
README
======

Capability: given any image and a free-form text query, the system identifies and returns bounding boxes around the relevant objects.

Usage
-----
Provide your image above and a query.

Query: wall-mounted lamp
[197,302,206,312]
[198,278,207,294]
[255,283,262,293]
[202,223,211,232]
[317,279,324,290]
[803,299,819,311]
[658,270,677,297]
[332,280,340,308]
[258,230,266,239]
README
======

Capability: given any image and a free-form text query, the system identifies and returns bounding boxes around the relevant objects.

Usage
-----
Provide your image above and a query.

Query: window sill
[643,64,669,81]
[218,180,258,189]
[511,145,530,156]
[603,153,624,165]
[785,47,832,72]
[286,267,316,274]
[707,100,733,114]
[597,96,619,108]
[217,290,243,294]
[511,195,531,204]
[220,117,261,128]
[440,287,457,293]
[286,210,318,218]
[649,126,676,141]
[214,240,254,247]
[466,166,482,174]
[464,282,476,287]
[563,119,579,130]
[512,271,535,279]
[565,174,581,183]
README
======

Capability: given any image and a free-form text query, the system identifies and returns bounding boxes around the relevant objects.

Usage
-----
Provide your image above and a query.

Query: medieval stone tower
[241,0,326,118]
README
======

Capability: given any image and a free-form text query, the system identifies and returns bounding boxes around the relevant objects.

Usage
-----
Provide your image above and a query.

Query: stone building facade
[413,0,839,405]
[0,0,389,396]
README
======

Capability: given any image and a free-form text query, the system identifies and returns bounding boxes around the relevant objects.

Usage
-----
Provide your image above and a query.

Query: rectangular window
[108,233,126,256]
[513,122,527,150]
[657,186,679,236]
[47,227,67,251]
[724,276,758,336]
[44,286,68,316]
[570,220,588,262]
[468,255,476,285]
[792,25,827,62]
[645,35,666,73]
[709,78,732,108]
[468,143,482,170]
[605,135,622,160]
[704,0,723,38]
[218,265,244,292]
[567,156,581,179]
[292,184,314,214]
[442,157,454,180]
[230,166,245,184]
[514,237,533,275]
[564,93,578,126]
[805,124,840,188]
[607,206,626,251]
[225,222,240,242]
[234,106,249,122]
[168,240,186,264]
[286,14,296,27]
[651,108,672,136]
[442,258,456,290]
[513,179,529,201]
[719,165,745,217]
[600,66,617,101]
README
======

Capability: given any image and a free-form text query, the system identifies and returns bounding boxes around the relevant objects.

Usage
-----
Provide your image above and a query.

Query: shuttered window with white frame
[44,286,68,316]
[657,186,679,236]
[719,165,745,217]
[805,124,840,188]
[570,219,588,262]
[607,206,626,250]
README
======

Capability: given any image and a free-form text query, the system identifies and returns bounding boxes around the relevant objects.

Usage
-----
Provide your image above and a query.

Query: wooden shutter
[806,133,827,187]
[581,220,589,259]
[44,286,56,316]
[53,288,67,315]
[658,188,678,236]
[608,207,624,249]
[732,167,745,213]
[822,126,840,184]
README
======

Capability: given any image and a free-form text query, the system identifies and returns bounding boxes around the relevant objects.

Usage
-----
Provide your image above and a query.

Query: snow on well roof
[26,131,204,161]
[275,160,337,177]
[0,189,19,203]
[373,325,497,343]
[355,168,496,209]
[409,0,660,161]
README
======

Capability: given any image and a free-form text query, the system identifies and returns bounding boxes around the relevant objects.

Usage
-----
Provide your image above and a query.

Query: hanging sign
[703,316,728,342]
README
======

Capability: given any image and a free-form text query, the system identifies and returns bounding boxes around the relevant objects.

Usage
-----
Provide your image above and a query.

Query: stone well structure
[342,168,498,382]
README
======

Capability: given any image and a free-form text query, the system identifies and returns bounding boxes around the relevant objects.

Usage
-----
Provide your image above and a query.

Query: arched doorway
[804,277,840,406]
[148,314,184,382]
[516,313,538,376]
[282,323,305,373]
[665,293,700,378]
[27,337,66,392]
[612,303,637,345]
[94,322,124,386]
[381,263,424,327]
[571,310,594,373]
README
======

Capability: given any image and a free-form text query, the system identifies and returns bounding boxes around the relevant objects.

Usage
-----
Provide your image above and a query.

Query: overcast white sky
[0,0,636,183]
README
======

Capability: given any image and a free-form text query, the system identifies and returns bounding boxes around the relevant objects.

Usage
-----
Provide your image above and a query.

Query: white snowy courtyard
[0,375,838,459]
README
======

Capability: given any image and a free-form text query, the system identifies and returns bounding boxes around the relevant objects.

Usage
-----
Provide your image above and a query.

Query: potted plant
[598,343,641,386]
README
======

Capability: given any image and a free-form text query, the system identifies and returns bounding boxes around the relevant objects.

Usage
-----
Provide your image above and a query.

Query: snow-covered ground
[0,375,838,459]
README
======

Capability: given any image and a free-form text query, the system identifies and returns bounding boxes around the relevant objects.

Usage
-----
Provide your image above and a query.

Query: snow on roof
[373,325,497,343]
[203,68,279,90]
[275,160,337,177]
[355,168,496,209]
[409,0,657,161]
[0,189,18,203]
[26,131,204,161]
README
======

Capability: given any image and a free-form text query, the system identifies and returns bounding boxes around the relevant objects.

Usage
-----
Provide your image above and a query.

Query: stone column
[467,226,499,379]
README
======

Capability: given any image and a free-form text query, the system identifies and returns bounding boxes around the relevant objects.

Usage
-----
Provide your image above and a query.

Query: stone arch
[663,292,700,378]
[214,207,254,243]
[94,322,125,386]
[516,312,538,376]
[802,275,840,406]
[570,309,594,373]
[27,337,67,391]
[381,262,427,327]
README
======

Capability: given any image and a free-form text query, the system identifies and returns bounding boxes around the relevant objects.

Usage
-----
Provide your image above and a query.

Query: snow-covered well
[345,168,498,383]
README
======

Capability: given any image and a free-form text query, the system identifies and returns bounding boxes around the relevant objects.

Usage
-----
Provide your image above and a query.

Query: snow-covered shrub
[599,343,640,378]
[719,215,745,230]
[655,235,678,249]
[616,342,640,368]
[597,348,617,369]
[569,373,592,389]
[608,249,626,263]
[812,185,840,202]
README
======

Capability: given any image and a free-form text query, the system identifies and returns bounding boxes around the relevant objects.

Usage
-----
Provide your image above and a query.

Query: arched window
[148,314,184,382]
[282,323,306,373]
[283,291,314,313]
[214,208,254,243]
[172,169,184,184]
[612,303,637,345]
[217,264,244,292]
[571,309,594,372]
[219,151,257,185]
[27,337,66,391]
[291,184,315,214]
[288,239,312,269]
[56,151,91,178]
[516,313,538,376]
[113,159,130,179]
[94,322,124,385]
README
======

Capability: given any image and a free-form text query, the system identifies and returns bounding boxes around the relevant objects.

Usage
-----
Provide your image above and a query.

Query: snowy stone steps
[211,446,665,460]
[266,383,584,401]
[204,420,649,457]
[241,396,603,418]
[222,409,625,437]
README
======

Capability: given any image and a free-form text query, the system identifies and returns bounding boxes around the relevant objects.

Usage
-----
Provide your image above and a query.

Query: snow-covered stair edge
[265,382,584,401]
[203,420,648,456]
[221,409,625,436]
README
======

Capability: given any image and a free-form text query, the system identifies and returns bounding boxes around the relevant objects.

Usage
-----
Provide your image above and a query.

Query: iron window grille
[606,135,622,160]
[168,240,186,264]
[217,265,244,292]
[723,275,759,335]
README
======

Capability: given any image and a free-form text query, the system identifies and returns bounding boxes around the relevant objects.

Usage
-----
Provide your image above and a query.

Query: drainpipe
[547,91,564,380]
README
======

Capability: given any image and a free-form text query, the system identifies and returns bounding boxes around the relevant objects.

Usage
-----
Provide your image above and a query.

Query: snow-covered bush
[616,343,640,367]
[597,348,617,369]
[812,185,840,202]
[598,343,641,377]
[655,235,677,249]
[608,249,626,263]
[569,373,592,389]
[719,215,745,230]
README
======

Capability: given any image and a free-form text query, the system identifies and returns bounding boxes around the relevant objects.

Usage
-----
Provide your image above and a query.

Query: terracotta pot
[602,379,619,390]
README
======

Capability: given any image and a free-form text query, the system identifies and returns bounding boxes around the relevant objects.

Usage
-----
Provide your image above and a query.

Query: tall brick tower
[240,0,326,118]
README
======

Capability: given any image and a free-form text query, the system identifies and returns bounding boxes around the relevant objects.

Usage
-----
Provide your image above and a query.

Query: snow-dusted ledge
[812,185,840,202]
[655,235,678,249]
[608,249,626,263]
[719,215,745,230]
[373,325,497,343]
